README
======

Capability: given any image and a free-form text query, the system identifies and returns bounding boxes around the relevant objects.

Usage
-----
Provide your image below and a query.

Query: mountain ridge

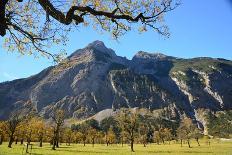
[0,41,231,128]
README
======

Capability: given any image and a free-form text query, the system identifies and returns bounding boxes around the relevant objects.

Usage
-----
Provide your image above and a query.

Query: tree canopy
[0,0,179,61]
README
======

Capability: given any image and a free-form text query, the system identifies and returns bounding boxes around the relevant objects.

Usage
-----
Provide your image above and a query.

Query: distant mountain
[0,41,231,127]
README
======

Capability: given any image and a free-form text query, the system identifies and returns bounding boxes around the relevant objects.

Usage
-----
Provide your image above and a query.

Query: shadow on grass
[32,146,72,151]
[100,148,124,151]
[148,151,213,154]
[181,151,213,154]
[56,146,73,148]
[56,149,109,154]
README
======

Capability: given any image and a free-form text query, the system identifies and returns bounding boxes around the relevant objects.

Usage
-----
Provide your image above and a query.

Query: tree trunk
[27,130,32,144]
[92,138,95,147]
[39,138,43,147]
[0,1,7,36]
[195,138,200,146]
[55,130,59,148]
[180,139,182,147]
[143,137,146,147]
[83,140,86,146]
[75,139,78,144]
[162,138,165,144]
[52,141,56,150]
[8,134,14,148]
[131,140,134,152]
[27,139,31,144]
[0,134,3,145]
[56,140,59,148]
[105,134,108,146]
[52,125,60,149]
[26,144,29,153]
[15,138,18,144]
[143,138,146,147]
[187,139,191,148]
[52,137,56,150]
[20,139,24,145]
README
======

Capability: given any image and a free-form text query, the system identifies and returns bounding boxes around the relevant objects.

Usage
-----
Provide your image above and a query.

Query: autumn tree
[23,117,38,144]
[177,118,197,148]
[119,130,127,147]
[153,128,168,145]
[96,131,104,144]
[64,128,73,146]
[192,128,203,146]
[139,124,149,147]
[51,109,65,150]
[13,126,20,144]
[88,127,97,147]
[100,116,120,145]
[34,118,46,147]
[105,127,116,146]
[17,124,26,145]
[176,127,184,147]
[163,128,173,144]
[0,0,179,61]
[118,109,139,152]
[74,131,82,144]
[79,123,88,146]
[3,111,23,148]
[151,111,179,142]
[153,129,172,145]
[46,127,55,145]
[0,121,6,145]
[16,117,39,153]
[153,130,161,145]
[135,112,154,147]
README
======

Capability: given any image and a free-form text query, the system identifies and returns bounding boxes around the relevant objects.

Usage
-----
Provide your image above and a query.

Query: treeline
[0,109,231,152]
[0,110,66,150]
[71,109,202,151]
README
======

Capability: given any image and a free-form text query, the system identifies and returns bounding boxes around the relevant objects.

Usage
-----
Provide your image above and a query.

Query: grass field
[0,140,232,155]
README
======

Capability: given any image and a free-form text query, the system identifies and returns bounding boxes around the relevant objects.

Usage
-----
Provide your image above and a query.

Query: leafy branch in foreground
[0,0,180,62]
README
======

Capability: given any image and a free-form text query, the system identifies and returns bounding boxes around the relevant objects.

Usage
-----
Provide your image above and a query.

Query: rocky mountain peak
[87,40,107,49]
[133,51,174,61]
[69,40,116,60]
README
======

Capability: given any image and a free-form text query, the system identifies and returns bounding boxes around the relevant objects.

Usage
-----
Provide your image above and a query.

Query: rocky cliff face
[0,41,231,123]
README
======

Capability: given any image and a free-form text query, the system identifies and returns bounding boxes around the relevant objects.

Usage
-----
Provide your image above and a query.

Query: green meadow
[0,140,231,155]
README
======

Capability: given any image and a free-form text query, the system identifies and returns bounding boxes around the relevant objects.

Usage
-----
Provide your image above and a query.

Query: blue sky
[0,0,232,82]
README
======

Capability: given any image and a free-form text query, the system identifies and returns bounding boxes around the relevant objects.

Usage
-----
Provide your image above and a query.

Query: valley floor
[0,140,231,155]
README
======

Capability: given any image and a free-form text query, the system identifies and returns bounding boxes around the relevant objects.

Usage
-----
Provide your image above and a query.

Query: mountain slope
[0,41,231,122]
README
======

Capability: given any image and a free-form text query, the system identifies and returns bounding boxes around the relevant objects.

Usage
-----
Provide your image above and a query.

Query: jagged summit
[133,51,174,61]
[87,40,107,49]
[69,41,171,61]
[69,40,116,59]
